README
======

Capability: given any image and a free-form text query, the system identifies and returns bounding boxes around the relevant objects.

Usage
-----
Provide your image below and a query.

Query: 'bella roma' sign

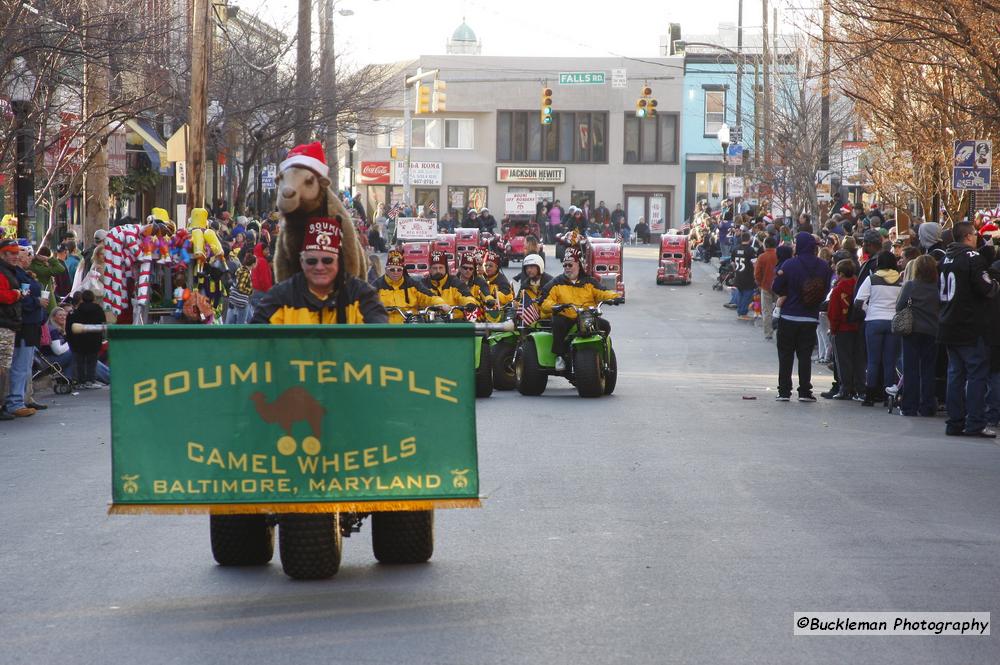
[109,325,479,513]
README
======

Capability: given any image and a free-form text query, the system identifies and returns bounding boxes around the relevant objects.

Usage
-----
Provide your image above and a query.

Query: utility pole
[83,0,110,242]
[735,0,743,213]
[820,0,831,220]
[188,0,212,210]
[735,0,743,132]
[762,0,771,172]
[319,0,338,189]
[295,0,313,146]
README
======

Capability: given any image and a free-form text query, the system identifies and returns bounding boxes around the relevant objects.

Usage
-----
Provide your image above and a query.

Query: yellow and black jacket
[515,271,555,301]
[423,274,478,319]
[251,271,388,324]
[423,274,477,308]
[539,274,618,320]
[484,271,514,305]
[375,273,445,323]
[458,275,494,307]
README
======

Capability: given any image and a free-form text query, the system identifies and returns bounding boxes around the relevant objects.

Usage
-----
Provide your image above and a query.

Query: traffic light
[432,79,447,113]
[415,82,431,114]
[636,85,655,119]
[540,87,553,125]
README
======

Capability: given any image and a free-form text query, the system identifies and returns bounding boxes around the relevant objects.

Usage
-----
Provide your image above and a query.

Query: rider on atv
[422,250,478,318]
[513,253,554,301]
[375,249,445,323]
[538,248,620,371]
[482,250,513,306]
[455,251,496,310]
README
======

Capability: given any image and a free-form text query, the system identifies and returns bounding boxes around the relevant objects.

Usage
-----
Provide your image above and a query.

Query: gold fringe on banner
[108,498,482,516]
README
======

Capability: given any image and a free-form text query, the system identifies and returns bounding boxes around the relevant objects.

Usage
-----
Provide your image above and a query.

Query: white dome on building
[446,18,482,55]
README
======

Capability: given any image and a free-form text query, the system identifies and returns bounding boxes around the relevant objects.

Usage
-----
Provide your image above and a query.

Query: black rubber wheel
[516,338,548,396]
[603,348,618,395]
[279,513,342,580]
[490,342,517,390]
[210,514,274,566]
[53,381,73,395]
[655,278,664,286]
[574,346,605,398]
[501,257,510,268]
[371,510,434,564]
[475,339,493,398]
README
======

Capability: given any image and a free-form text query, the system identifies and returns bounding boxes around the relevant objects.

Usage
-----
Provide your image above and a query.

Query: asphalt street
[3,248,1000,664]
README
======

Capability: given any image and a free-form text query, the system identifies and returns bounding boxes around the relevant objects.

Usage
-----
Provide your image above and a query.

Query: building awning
[125,118,170,174]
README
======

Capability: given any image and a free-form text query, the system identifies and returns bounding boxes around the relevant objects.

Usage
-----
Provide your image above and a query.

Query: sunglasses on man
[303,256,336,266]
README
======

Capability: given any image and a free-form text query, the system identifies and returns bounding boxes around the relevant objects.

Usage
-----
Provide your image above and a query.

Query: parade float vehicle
[455,228,480,260]
[401,241,431,278]
[514,299,622,398]
[589,238,625,297]
[98,315,512,581]
[432,233,458,273]
[656,234,692,285]
[396,217,439,278]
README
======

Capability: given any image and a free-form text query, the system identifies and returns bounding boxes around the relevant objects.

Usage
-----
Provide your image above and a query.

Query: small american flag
[387,202,402,220]
[519,292,539,326]
[428,200,438,215]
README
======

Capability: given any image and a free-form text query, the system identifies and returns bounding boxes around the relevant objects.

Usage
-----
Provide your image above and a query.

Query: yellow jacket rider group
[375,249,445,323]
[538,247,619,371]
[252,217,388,324]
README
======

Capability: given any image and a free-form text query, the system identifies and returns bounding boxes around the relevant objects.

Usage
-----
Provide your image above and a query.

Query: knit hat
[918,222,942,249]
[840,204,852,215]
[280,142,329,179]
[430,250,448,268]
[0,239,19,253]
[301,217,342,253]
[386,249,405,267]
[862,229,883,246]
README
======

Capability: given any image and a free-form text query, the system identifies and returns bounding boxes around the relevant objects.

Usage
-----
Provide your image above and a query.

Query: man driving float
[251,216,387,324]
[538,248,620,371]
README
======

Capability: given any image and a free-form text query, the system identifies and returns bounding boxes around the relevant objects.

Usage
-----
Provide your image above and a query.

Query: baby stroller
[32,349,74,395]
[713,258,736,291]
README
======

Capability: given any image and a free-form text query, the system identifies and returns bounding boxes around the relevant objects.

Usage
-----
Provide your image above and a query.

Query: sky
[241,0,814,67]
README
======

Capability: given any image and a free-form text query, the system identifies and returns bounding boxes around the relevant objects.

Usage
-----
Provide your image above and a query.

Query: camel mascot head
[271,141,364,282]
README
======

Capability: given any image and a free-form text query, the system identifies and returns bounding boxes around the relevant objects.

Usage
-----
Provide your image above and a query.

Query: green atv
[515,299,622,398]
[486,302,520,391]
[387,305,494,398]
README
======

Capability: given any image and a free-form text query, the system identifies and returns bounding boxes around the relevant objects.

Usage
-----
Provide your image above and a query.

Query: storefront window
[497,111,608,163]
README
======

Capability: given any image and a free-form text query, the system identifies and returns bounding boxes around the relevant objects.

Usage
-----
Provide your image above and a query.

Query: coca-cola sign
[359,161,391,185]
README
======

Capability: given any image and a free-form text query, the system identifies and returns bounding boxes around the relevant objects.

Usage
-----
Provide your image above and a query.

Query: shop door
[626,195,645,229]
[415,188,439,218]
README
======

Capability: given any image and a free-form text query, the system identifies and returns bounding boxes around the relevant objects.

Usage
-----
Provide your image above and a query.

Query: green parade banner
[108,325,480,514]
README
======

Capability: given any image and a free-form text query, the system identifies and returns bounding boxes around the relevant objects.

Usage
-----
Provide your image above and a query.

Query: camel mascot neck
[272,141,364,282]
